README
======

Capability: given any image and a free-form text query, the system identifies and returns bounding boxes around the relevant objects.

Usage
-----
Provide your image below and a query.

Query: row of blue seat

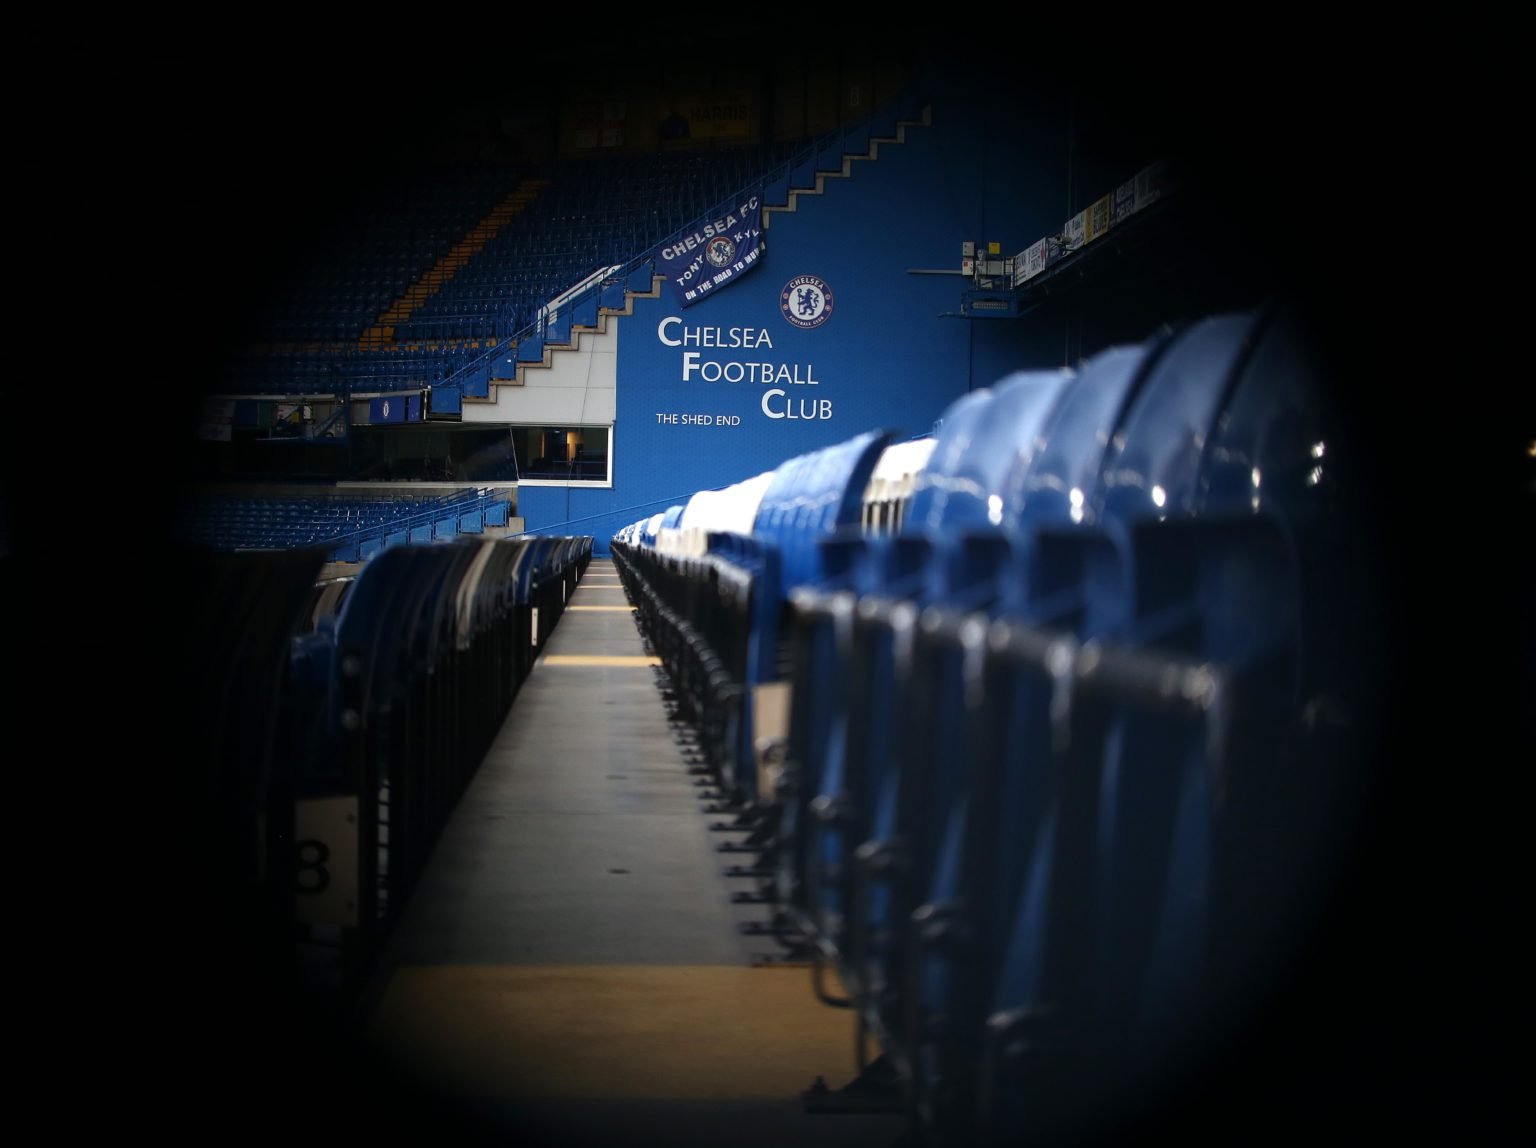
[431,96,923,398]
[175,489,512,559]
[177,533,592,1003]
[246,144,782,347]
[345,498,512,563]
[610,303,1366,1143]
[223,104,913,398]
[241,167,530,344]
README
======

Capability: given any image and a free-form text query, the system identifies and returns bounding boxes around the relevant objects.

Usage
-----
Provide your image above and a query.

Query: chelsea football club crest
[780,275,834,329]
[706,236,736,269]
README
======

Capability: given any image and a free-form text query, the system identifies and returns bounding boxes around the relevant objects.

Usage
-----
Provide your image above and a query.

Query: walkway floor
[354,558,909,1146]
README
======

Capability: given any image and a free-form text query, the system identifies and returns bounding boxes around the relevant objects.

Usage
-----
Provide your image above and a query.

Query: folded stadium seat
[752,431,894,592]
[864,327,1170,1137]
[651,474,780,789]
[642,314,1226,1141]
[1105,308,1346,1029]
[942,306,1348,1144]
[512,535,568,656]
[779,532,935,981]
[641,511,668,548]
[810,372,1079,1061]
[178,543,328,938]
[640,433,883,942]
[294,546,436,933]
[772,390,988,940]
[450,538,518,757]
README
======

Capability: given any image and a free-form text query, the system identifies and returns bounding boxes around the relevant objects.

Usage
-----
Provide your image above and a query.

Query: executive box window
[512,425,611,483]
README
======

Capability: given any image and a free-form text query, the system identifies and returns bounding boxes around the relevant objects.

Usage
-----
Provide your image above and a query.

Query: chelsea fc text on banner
[656,192,762,308]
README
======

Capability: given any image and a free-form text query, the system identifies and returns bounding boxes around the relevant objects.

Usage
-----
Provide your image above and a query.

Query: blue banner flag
[656,192,763,309]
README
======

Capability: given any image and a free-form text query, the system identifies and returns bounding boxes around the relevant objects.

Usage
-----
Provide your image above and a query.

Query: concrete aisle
[357,558,907,1147]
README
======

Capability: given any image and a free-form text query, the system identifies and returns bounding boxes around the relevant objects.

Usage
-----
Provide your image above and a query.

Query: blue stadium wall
[519,84,1077,552]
